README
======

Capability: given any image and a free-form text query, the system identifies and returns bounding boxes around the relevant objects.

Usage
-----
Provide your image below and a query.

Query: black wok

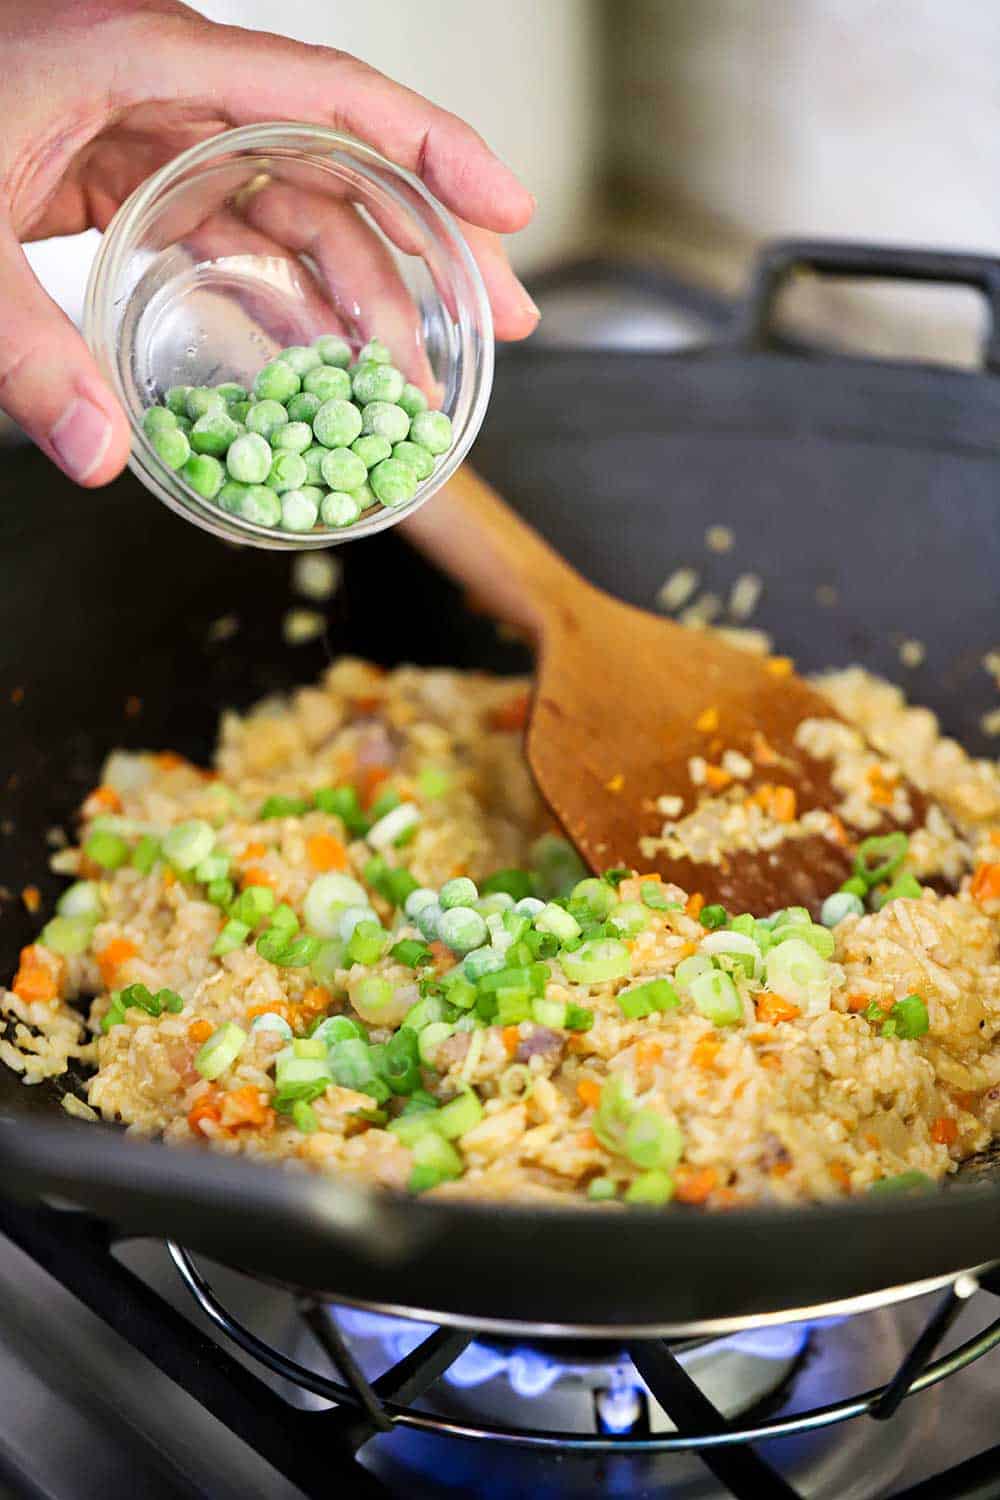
[1,240,999,1333]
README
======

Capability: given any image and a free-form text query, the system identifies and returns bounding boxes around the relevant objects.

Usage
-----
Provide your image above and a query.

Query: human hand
[0,0,538,485]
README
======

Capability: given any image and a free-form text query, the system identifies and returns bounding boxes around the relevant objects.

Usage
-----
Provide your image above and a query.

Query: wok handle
[735,238,1000,373]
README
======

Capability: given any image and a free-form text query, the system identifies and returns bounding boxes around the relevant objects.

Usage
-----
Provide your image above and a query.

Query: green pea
[370,457,417,508]
[165,385,192,416]
[361,401,410,444]
[215,382,247,403]
[351,481,375,511]
[278,345,323,377]
[186,387,226,421]
[303,365,352,402]
[320,446,367,492]
[280,489,320,532]
[358,339,392,365]
[238,485,282,527]
[410,409,452,455]
[351,434,392,469]
[313,398,363,448]
[392,440,435,481]
[229,400,251,424]
[320,491,362,527]
[218,479,249,512]
[174,414,193,435]
[272,421,313,454]
[286,392,322,424]
[190,409,239,456]
[313,334,352,367]
[299,485,325,505]
[253,359,300,403]
[302,445,327,485]
[352,363,404,404]
[143,405,177,437]
[152,425,191,471]
[267,451,308,493]
[182,452,225,499]
[398,382,428,419]
[245,400,288,441]
[226,432,272,484]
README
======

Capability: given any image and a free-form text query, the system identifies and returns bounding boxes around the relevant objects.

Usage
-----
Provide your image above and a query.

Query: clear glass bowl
[84,123,494,549]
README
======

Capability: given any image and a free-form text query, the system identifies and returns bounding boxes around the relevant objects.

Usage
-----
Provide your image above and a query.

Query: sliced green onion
[588,1177,618,1201]
[270,902,299,934]
[369,786,402,821]
[764,938,833,1015]
[195,852,230,883]
[571,878,616,919]
[839,875,869,899]
[418,1020,454,1066]
[56,880,102,920]
[380,1026,422,1094]
[496,988,533,1026]
[618,977,678,1020]
[675,954,714,991]
[292,1099,319,1133]
[392,938,434,969]
[162,819,215,871]
[258,794,310,819]
[593,1072,635,1152]
[854,832,908,889]
[231,884,276,926]
[689,969,743,1026]
[40,915,94,955]
[293,1037,327,1059]
[303,872,369,938]
[417,766,452,799]
[640,882,672,911]
[409,1129,463,1181]
[313,785,370,837]
[442,973,477,1010]
[84,829,130,870]
[770,923,834,959]
[698,904,728,930]
[624,1169,675,1205]
[212,918,251,955]
[346,920,388,966]
[889,993,929,1039]
[367,802,421,852]
[195,1022,247,1080]
[608,902,649,938]
[559,939,631,986]
[877,873,923,907]
[207,878,235,908]
[401,996,449,1032]
[601,867,631,888]
[699,930,764,977]
[310,938,346,988]
[868,1170,935,1195]
[624,1110,683,1170]
[131,835,161,875]
[435,1086,483,1138]
[389,1110,442,1146]
[534,902,581,943]
[532,997,567,1028]
[565,1004,594,1031]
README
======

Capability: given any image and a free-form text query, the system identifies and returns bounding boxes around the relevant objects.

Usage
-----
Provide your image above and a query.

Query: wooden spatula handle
[400,466,588,635]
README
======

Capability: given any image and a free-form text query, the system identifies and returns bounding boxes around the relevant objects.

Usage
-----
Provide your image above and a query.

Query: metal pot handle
[733,238,1000,373]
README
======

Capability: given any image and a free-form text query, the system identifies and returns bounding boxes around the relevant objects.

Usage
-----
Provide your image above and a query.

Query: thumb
[0,226,130,486]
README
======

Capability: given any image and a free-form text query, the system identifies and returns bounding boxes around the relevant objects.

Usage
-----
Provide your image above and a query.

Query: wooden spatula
[403,467,923,914]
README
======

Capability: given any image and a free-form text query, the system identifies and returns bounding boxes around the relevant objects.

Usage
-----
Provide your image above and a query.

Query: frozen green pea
[286,392,321,424]
[398,382,428,419]
[320,491,362,527]
[440,876,478,910]
[351,434,392,469]
[313,398,363,449]
[182,453,224,499]
[437,906,488,954]
[215,382,247,403]
[279,489,320,532]
[320,446,367,492]
[186,387,226,421]
[303,365,352,402]
[351,481,375,511]
[238,485,282,527]
[272,421,313,454]
[174,414,192,435]
[352,363,405,405]
[313,334,352,367]
[370,457,417,507]
[299,485,325,505]
[226,432,272,484]
[278,345,323,377]
[410,409,452,455]
[245,400,288,440]
[229,400,251,424]
[302,445,327,485]
[361,401,410,444]
[190,410,240,456]
[267,451,308,493]
[392,440,435,481]
[218,480,249,512]
[165,385,192,416]
[253,359,300,403]
[152,425,190,471]
[143,405,177,437]
[358,339,391,365]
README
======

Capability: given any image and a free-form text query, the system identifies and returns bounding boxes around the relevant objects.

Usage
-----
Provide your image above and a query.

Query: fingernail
[50,397,112,481]
[521,288,541,322]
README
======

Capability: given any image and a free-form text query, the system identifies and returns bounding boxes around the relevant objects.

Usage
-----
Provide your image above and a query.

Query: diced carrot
[20,885,41,914]
[307,833,348,871]
[680,940,698,958]
[187,1094,221,1136]
[675,1165,717,1204]
[750,730,780,766]
[161,868,176,887]
[90,785,123,812]
[865,1132,880,1149]
[605,772,624,793]
[188,1019,213,1044]
[360,765,391,808]
[302,986,332,1013]
[155,751,187,771]
[96,937,139,989]
[932,1115,958,1146]
[685,892,705,919]
[766,656,793,678]
[714,1187,741,1207]
[829,1161,851,1189]
[703,764,732,791]
[488,691,531,732]
[691,1036,721,1069]
[694,707,720,733]
[12,947,58,1002]
[952,1091,979,1111]
[759,1054,782,1071]
[247,1002,293,1025]
[770,1160,793,1178]
[635,1040,664,1071]
[577,1077,602,1109]
[846,993,870,1013]
[501,1026,521,1056]
[770,786,797,823]
[971,863,1000,904]
[828,815,849,847]
[353,695,382,714]
[243,841,267,860]
[220,1085,274,1132]
[755,992,801,1024]
[241,866,279,893]
[577,1129,599,1150]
